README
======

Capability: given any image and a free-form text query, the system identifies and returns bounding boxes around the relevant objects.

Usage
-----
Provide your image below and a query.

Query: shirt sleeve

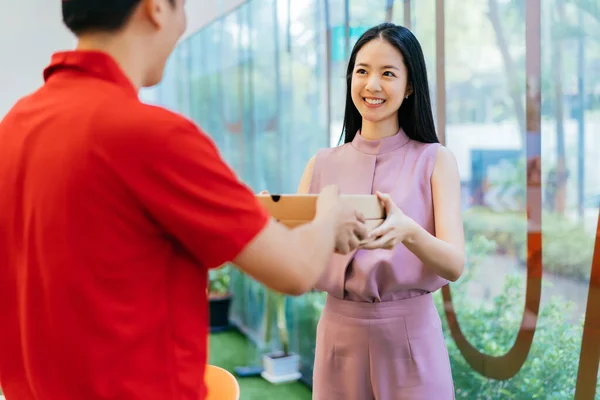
[108,117,269,270]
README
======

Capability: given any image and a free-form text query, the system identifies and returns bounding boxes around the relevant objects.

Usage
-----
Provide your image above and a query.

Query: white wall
[0,1,74,118]
[183,0,248,40]
[0,0,248,119]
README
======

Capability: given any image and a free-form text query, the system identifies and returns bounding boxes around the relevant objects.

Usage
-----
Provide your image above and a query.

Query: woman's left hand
[359,191,416,250]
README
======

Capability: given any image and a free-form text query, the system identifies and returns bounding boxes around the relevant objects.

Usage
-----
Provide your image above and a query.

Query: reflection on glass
[150,0,600,397]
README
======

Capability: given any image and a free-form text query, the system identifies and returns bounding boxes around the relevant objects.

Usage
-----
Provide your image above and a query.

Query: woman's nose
[365,76,382,92]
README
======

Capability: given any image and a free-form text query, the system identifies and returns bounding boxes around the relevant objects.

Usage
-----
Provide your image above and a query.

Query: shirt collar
[351,128,411,155]
[43,50,138,98]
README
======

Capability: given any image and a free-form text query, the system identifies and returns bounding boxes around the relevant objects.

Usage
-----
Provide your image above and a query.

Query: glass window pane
[153,0,600,396]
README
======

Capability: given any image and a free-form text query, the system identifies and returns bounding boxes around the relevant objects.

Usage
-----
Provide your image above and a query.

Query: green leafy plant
[263,290,290,356]
[463,208,594,281]
[540,212,595,281]
[434,235,599,399]
[208,265,232,298]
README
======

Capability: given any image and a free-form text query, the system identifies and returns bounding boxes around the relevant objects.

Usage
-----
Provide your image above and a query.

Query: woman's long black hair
[341,23,439,144]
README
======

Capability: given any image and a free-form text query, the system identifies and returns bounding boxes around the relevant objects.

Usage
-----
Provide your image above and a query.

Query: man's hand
[316,185,368,254]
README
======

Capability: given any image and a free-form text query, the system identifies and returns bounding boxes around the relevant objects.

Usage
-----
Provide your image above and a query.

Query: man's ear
[139,0,168,29]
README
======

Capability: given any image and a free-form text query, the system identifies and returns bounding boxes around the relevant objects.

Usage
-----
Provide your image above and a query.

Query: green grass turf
[209,330,312,400]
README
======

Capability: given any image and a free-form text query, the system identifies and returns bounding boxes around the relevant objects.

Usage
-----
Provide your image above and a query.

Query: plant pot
[208,292,232,331]
[261,351,301,384]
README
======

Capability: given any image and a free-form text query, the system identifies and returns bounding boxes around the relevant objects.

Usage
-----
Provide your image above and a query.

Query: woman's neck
[360,118,399,140]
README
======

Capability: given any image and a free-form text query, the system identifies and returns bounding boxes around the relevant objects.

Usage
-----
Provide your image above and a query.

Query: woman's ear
[405,83,414,99]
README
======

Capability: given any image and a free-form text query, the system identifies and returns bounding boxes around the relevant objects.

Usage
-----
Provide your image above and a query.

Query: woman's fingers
[375,191,394,209]
[368,222,395,239]
[360,232,396,250]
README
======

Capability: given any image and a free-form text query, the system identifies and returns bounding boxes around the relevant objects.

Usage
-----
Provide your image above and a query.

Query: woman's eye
[383,71,395,77]
[356,69,367,74]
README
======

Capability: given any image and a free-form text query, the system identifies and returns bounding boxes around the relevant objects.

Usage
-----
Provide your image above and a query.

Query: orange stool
[205,364,240,400]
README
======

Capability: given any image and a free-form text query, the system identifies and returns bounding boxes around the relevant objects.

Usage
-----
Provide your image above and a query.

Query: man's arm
[233,206,338,296]
[236,155,362,295]
[110,118,363,296]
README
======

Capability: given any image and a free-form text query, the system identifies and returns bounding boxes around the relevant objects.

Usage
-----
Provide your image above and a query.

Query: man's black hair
[62,0,174,35]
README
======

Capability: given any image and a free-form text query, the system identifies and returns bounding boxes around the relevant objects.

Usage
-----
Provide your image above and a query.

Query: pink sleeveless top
[309,129,448,302]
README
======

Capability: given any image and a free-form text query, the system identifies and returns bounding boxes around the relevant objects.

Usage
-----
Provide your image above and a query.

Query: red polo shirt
[0,51,268,399]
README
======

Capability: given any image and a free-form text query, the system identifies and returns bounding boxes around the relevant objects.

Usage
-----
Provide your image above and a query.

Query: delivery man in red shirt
[0,0,368,399]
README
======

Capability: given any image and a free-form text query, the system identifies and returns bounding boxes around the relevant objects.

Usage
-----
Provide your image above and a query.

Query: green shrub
[208,264,232,296]
[462,207,525,258]
[463,208,594,281]
[436,235,599,399]
[541,212,596,281]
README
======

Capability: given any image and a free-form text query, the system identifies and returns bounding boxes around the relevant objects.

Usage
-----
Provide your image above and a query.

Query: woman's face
[350,38,411,127]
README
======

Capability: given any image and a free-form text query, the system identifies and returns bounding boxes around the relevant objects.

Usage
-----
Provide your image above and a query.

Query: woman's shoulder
[410,142,456,162]
[409,140,442,154]
[319,142,352,154]
[406,142,457,179]
[313,142,353,162]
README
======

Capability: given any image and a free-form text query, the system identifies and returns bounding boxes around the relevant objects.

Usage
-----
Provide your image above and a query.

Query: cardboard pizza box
[255,194,385,229]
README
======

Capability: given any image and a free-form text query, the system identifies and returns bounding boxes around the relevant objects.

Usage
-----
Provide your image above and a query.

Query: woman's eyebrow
[355,62,400,70]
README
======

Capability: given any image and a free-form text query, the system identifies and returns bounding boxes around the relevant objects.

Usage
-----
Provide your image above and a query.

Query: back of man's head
[62,0,144,35]
[60,0,184,88]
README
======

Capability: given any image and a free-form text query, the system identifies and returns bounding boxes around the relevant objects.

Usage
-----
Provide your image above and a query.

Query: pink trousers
[312,293,455,400]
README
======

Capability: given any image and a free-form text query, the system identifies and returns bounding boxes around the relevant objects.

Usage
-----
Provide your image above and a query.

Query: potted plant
[260,289,301,384]
[208,264,233,332]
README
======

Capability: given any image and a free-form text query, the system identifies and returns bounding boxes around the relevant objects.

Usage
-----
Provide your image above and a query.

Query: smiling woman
[296,22,464,400]
[351,43,409,138]
[341,23,439,146]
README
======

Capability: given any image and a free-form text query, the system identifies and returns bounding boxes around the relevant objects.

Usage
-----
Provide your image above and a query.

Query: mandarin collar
[43,50,138,98]
[351,128,410,155]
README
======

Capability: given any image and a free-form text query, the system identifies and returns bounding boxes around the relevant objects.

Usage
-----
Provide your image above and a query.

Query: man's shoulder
[91,97,208,152]
[102,97,197,134]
